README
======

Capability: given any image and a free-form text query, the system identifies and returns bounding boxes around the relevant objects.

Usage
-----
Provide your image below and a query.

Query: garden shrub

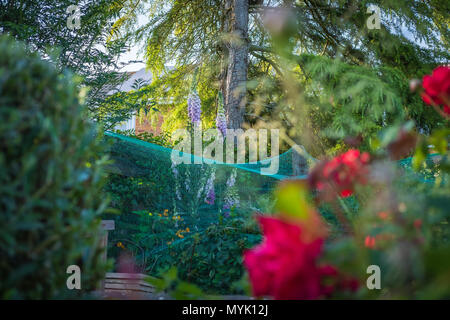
[107,207,261,294]
[0,36,110,299]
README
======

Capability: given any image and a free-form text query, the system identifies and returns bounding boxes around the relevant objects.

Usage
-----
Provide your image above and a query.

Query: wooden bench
[99,220,155,298]
[104,272,154,294]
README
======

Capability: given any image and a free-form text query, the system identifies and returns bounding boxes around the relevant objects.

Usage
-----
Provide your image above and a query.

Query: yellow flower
[177,234,184,239]
[116,242,125,249]
[148,212,153,216]
[186,227,190,232]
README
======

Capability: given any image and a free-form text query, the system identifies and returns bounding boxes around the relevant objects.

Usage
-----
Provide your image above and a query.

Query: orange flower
[175,230,185,238]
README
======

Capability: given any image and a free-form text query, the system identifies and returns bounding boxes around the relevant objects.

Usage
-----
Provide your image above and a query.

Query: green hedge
[0,36,110,299]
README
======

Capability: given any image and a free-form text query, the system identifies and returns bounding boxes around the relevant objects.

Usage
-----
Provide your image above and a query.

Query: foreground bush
[0,36,109,299]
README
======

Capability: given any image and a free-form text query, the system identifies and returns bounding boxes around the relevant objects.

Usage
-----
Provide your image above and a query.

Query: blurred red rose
[308,149,370,200]
[444,106,450,115]
[421,66,450,112]
[244,216,353,299]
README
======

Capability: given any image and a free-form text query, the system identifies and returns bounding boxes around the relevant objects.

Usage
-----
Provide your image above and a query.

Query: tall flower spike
[216,92,227,137]
[204,170,216,205]
[205,187,216,205]
[188,91,202,125]
[226,169,237,187]
[187,69,202,126]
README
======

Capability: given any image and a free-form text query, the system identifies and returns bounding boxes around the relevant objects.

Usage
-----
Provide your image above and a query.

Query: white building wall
[111,68,153,132]
[114,113,136,131]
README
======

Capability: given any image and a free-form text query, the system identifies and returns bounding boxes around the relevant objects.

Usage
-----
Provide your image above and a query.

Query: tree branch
[249,44,274,54]
[250,51,283,76]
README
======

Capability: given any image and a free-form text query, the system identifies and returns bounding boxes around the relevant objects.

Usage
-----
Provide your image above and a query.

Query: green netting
[103,131,313,180]
[101,131,441,279]
[397,154,442,184]
[102,130,315,276]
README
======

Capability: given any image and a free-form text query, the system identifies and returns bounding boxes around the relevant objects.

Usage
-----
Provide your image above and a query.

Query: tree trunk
[222,0,249,129]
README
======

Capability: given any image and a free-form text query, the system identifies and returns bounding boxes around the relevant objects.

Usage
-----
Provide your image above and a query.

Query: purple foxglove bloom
[204,170,216,204]
[223,201,230,210]
[187,91,202,125]
[223,195,239,211]
[205,187,215,205]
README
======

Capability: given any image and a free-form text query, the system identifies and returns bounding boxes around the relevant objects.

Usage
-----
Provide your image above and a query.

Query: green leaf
[275,182,309,220]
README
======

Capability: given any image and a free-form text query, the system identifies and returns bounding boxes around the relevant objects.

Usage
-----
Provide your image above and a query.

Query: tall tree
[222,0,249,128]
[110,0,449,152]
